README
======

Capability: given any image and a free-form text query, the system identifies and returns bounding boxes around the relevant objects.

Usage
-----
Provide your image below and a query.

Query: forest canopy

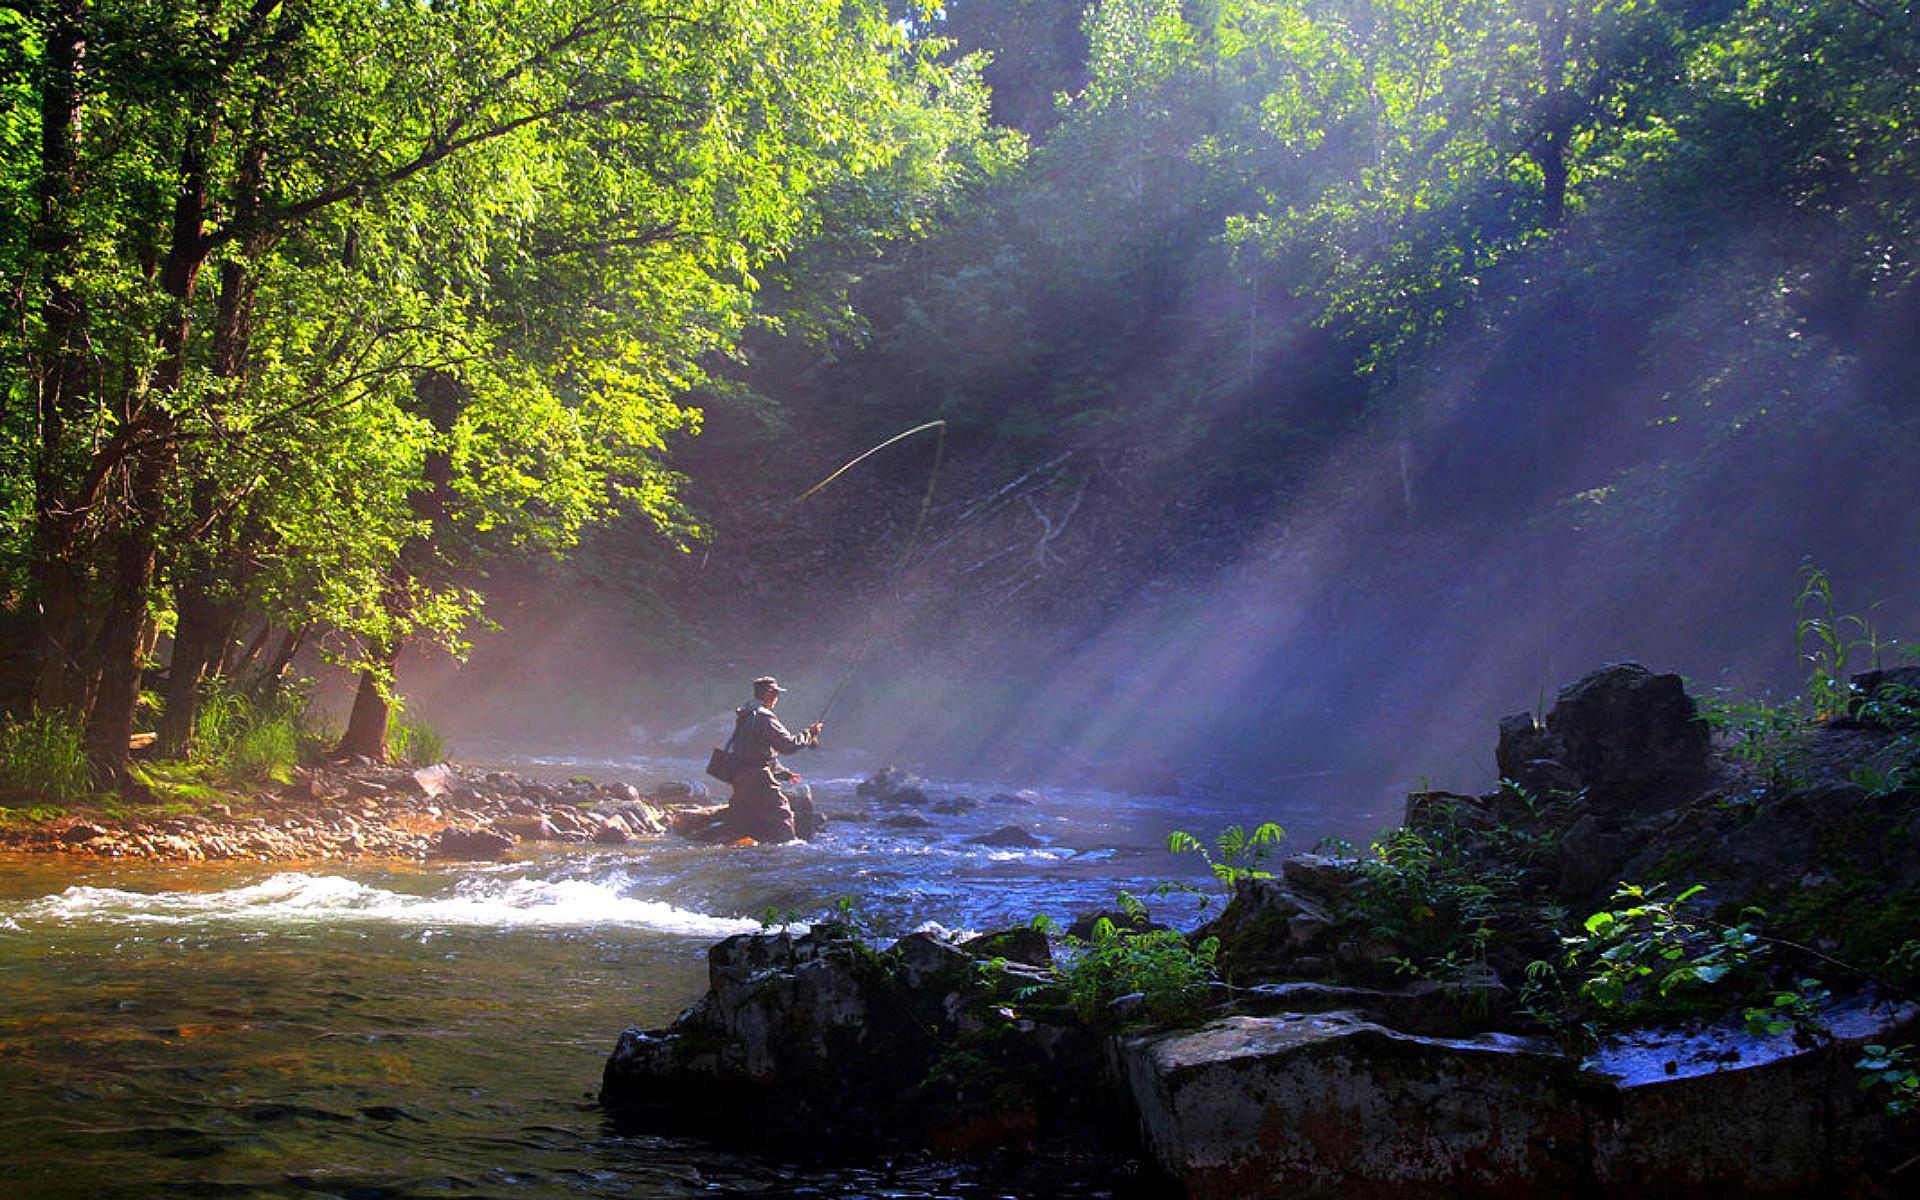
[4,0,1918,791]
[0,0,1001,779]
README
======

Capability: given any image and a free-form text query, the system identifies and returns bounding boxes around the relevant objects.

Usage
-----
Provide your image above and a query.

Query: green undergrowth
[1697,565,1920,795]
[386,708,449,767]
[0,710,93,805]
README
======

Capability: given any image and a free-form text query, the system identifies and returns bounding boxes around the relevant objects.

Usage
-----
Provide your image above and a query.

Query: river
[0,752,1392,1199]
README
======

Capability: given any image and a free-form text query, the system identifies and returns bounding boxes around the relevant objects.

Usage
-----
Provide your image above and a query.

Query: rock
[969,826,1044,849]
[930,797,977,815]
[426,826,514,860]
[1404,789,1493,832]
[988,790,1040,806]
[1236,973,1514,1038]
[1556,813,1628,904]
[1545,662,1711,814]
[1119,1013,1594,1199]
[1494,712,1560,780]
[889,930,974,994]
[961,927,1054,968]
[501,816,560,841]
[411,764,453,798]
[593,819,633,845]
[880,813,932,829]
[60,822,109,843]
[857,767,928,806]
[1193,879,1334,981]
[601,925,1109,1151]
[1066,907,1165,940]
[1586,992,1919,1193]
[1280,854,1366,900]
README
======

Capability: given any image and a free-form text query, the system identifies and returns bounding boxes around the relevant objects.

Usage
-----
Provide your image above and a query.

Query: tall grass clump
[193,682,309,781]
[0,710,93,803]
[387,709,448,767]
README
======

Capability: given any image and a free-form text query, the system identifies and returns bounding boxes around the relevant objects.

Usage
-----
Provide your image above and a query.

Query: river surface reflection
[0,755,1390,1198]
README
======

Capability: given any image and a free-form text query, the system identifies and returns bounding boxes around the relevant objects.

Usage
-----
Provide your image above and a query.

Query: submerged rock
[857,767,928,806]
[426,825,514,860]
[970,825,1045,848]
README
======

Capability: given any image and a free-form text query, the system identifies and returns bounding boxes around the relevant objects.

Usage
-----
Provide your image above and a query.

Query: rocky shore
[0,762,715,862]
[602,663,1920,1197]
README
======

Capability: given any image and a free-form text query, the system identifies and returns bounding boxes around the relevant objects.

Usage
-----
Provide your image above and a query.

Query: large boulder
[1544,662,1712,815]
[1586,993,1920,1195]
[1192,878,1337,983]
[426,825,513,860]
[1119,1013,1594,1199]
[601,924,1107,1149]
[1119,998,1920,1199]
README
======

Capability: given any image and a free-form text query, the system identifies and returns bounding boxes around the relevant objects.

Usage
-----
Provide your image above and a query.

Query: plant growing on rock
[1856,1044,1919,1116]
[1563,883,1769,1017]
[1347,823,1533,981]
[1795,565,1901,720]
[1164,822,1286,910]
[1055,893,1220,1028]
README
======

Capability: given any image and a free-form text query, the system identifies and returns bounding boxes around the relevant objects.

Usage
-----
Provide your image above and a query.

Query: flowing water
[0,753,1390,1200]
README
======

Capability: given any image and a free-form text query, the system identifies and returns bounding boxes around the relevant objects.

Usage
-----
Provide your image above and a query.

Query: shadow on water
[0,756,1381,1198]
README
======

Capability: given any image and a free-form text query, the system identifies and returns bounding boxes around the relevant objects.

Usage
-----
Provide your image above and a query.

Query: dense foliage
[635,0,1920,781]
[0,0,996,781]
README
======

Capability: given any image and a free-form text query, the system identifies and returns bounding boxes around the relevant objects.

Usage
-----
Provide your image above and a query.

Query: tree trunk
[156,250,257,757]
[336,644,399,762]
[246,626,305,696]
[156,568,222,756]
[84,444,172,778]
[26,0,92,713]
[84,122,213,783]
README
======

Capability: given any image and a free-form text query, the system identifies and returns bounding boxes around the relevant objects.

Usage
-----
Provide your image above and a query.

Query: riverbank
[602,663,1920,1196]
[0,761,713,863]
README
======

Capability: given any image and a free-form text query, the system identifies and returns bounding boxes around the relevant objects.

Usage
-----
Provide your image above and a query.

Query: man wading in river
[720,676,824,843]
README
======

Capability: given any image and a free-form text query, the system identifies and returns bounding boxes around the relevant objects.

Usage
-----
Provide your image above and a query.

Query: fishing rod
[796,419,948,725]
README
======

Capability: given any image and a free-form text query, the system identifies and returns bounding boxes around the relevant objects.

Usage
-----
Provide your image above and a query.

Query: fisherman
[721,676,825,843]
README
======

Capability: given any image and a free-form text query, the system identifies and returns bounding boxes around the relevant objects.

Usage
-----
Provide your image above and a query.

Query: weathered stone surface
[426,826,514,860]
[1122,998,1919,1199]
[1280,854,1366,900]
[1587,993,1920,1196]
[601,925,1110,1151]
[1120,1013,1592,1199]
[1235,974,1514,1038]
[962,926,1053,968]
[500,815,559,841]
[1544,662,1710,814]
[1194,879,1335,981]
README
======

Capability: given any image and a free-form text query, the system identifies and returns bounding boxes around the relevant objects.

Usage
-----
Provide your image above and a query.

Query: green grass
[387,710,448,767]
[0,710,93,804]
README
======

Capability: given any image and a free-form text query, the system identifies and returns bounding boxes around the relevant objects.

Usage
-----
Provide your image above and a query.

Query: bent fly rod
[795,419,948,724]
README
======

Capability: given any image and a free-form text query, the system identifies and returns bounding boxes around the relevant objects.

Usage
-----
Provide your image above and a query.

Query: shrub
[1056,893,1220,1027]
[0,710,93,803]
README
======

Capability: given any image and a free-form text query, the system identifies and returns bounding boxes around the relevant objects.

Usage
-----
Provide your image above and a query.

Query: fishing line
[795,420,948,724]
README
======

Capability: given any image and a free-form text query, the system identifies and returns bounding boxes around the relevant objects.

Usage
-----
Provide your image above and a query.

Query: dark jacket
[731,703,817,773]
